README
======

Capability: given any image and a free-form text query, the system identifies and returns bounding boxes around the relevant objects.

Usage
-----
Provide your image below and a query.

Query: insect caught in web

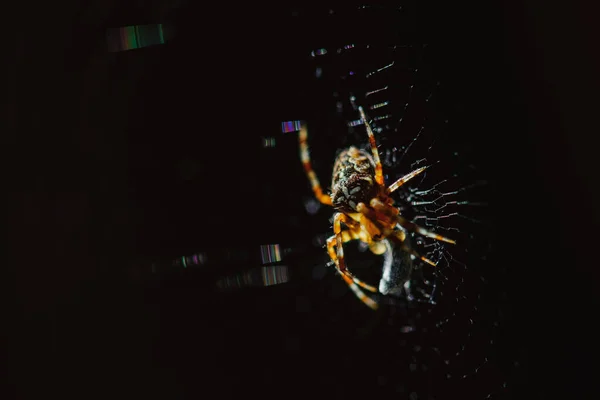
[299,106,456,310]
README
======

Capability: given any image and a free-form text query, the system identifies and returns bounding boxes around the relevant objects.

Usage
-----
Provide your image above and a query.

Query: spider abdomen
[331,147,380,213]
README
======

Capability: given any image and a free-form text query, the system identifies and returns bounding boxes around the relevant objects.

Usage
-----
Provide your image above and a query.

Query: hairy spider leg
[388,231,437,267]
[325,213,434,308]
[356,202,456,245]
[298,122,333,206]
[370,197,400,220]
[328,213,379,293]
[343,273,379,310]
[326,221,387,258]
[396,214,456,244]
[326,230,379,310]
[387,165,429,194]
[364,199,439,266]
[358,106,384,186]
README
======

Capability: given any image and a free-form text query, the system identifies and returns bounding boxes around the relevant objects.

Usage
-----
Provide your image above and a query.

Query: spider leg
[351,211,388,255]
[343,273,379,310]
[326,234,379,310]
[370,198,399,224]
[364,199,438,265]
[328,213,379,293]
[358,106,384,186]
[298,122,333,206]
[388,230,437,267]
[357,201,456,245]
[396,214,456,244]
[387,165,429,194]
[326,236,379,294]
[325,224,387,256]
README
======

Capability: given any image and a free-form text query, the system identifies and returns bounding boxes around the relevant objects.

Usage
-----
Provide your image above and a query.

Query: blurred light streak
[281,120,302,133]
[175,252,208,269]
[262,137,276,148]
[260,244,282,264]
[216,265,290,290]
[310,48,327,57]
[107,24,167,52]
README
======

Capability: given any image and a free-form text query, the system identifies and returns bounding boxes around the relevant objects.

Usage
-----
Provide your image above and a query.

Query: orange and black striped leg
[332,213,378,293]
[388,229,437,267]
[326,233,379,310]
[328,214,388,258]
[387,165,429,194]
[356,202,456,245]
[363,199,438,265]
[298,122,333,206]
[358,106,384,186]
[342,273,379,310]
[326,232,378,294]
[369,198,400,226]
[351,212,388,255]
[395,214,456,245]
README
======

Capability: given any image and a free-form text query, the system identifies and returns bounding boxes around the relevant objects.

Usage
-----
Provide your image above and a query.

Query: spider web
[142,4,516,400]
[209,38,509,400]
[283,7,509,400]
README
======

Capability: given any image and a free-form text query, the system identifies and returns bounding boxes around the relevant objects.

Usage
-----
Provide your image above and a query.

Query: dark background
[7,1,600,399]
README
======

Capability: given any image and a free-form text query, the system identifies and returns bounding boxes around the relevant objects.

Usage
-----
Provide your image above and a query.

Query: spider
[299,106,456,310]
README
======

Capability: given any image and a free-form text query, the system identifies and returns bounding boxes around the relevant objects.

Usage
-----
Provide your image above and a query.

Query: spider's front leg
[298,123,333,206]
[358,106,385,186]
[363,199,456,245]
[326,232,379,310]
[327,213,378,293]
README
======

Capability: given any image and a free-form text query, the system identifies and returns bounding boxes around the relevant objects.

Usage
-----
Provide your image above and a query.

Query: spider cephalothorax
[299,105,456,310]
